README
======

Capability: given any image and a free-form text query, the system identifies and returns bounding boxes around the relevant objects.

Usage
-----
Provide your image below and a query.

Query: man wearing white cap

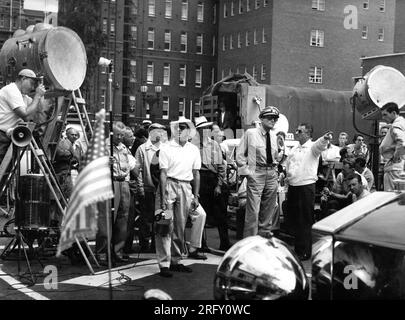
[194,116,230,251]
[156,117,201,277]
[236,106,282,238]
[0,69,46,163]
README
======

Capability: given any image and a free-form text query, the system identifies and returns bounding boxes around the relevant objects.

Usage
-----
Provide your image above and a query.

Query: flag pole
[107,61,114,300]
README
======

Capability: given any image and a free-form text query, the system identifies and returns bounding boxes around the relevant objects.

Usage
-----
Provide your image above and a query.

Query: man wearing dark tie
[236,106,282,238]
[217,101,236,131]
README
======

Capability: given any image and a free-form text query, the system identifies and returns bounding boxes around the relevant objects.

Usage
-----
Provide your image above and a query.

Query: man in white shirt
[285,123,332,260]
[157,117,201,277]
[379,102,405,191]
[0,69,45,163]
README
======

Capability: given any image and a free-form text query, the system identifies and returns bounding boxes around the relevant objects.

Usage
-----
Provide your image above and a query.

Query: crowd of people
[0,68,404,274]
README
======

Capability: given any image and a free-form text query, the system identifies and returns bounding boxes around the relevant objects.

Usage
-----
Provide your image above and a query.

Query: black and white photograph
[0,0,403,308]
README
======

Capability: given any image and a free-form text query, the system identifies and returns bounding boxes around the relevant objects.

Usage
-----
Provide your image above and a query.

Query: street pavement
[0,215,311,300]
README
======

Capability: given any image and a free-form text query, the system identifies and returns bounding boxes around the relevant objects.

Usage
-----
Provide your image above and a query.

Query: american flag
[57,109,114,256]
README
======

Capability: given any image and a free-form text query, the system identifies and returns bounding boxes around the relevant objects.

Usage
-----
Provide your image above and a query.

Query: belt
[167,177,191,183]
[113,176,126,182]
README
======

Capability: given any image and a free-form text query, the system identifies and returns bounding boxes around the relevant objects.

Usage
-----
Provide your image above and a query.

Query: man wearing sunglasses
[285,124,332,261]
[236,106,282,239]
[156,117,201,277]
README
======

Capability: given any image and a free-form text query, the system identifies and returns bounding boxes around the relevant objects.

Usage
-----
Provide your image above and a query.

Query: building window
[110,20,115,36]
[131,26,137,47]
[312,0,325,11]
[195,65,202,88]
[102,18,107,34]
[245,31,250,46]
[162,97,169,119]
[181,0,189,20]
[100,88,106,108]
[262,27,267,43]
[130,60,136,83]
[246,0,251,11]
[146,103,150,119]
[147,61,154,84]
[194,99,201,117]
[148,0,155,17]
[164,30,171,51]
[379,0,385,12]
[255,0,260,9]
[129,96,136,112]
[179,64,187,86]
[230,34,234,49]
[310,30,324,47]
[309,66,323,84]
[165,0,172,18]
[181,32,188,52]
[213,3,217,23]
[131,0,138,15]
[222,35,226,51]
[253,29,258,45]
[252,65,257,80]
[212,35,216,56]
[264,0,269,7]
[231,1,235,16]
[148,28,155,49]
[261,64,266,80]
[224,3,228,17]
[197,2,204,22]
[239,0,244,13]
[196,34,203,54]
[221,69,225,79]
[378,28,384,41]
[363,0,369,9]
[362,25,368,39]
[237,32,241,48]
[163,63,171,85]
[179,98,186,116]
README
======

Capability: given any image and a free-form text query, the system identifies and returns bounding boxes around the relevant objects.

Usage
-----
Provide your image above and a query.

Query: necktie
[266,132,273,164]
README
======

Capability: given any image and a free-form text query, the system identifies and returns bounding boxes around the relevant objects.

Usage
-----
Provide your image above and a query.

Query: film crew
[379,102,405,191]
[121,125,139,255]
[337,132,349,149]
[347,133,370,164]
[130,127,148,156]
[347,172,371,202]
[285,123,331,260]
[132,123,167,253]
[321,157,369,217]
[195,116,231,252]
[156,117,201,277]
[0,69,45,163]
[96,121,136,265]
[236,106,282,239]
[378,124,390,190]
[142,119,152,131]
[354,156,375,191]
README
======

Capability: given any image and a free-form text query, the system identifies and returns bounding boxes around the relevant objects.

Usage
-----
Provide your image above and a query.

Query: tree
[58,1,107,99]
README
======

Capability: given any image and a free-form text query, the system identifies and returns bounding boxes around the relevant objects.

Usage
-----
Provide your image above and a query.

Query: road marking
[61,253,222,288]
[0,266,49,300]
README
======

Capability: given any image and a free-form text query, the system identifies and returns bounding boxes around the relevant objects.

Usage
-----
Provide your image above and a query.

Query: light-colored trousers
[384,170,405,191]
[244,167,279,238]
[155,178,206,269]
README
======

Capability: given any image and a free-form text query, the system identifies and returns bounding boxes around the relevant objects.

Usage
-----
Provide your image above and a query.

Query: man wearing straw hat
[156,117,201,277]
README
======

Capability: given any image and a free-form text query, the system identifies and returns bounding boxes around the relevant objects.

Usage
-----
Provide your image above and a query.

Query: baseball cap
[18,69,42,80]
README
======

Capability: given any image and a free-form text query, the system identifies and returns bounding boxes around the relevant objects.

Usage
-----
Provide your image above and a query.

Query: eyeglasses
[295,129,304,134]
[178,125,189,131]
[263,116,278,121]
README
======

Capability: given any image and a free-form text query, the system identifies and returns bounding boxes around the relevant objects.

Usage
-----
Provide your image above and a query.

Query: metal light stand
[351,93,382,190]
[0,144,43,285]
